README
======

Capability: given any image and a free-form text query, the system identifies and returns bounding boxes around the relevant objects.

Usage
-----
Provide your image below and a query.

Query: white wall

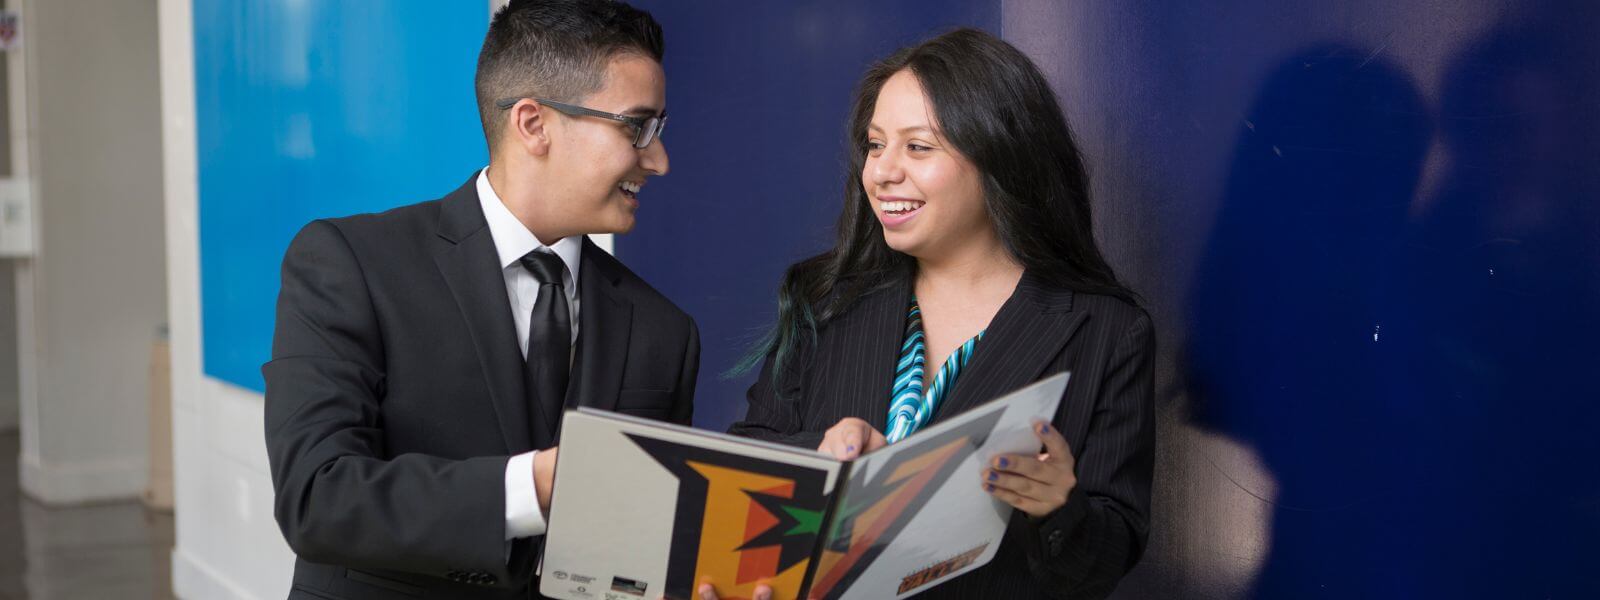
[0,261,16,432]
[13,0,167,503]
[158,0,295,596]
[0,42,18,433]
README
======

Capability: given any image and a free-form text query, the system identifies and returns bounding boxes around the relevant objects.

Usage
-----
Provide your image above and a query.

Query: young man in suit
[263,2,696,598]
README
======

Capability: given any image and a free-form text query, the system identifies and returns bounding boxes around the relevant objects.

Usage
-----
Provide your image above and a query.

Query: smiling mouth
[618,180,642,199]
[881,199,925,215]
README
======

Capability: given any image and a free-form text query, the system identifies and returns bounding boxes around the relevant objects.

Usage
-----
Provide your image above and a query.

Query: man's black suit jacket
[264,174,698,600]
[730,271,1154,600]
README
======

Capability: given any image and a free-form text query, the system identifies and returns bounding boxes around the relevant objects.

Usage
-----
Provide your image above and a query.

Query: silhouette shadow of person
[1184,44,1434,598]
[1407,11,1600,596]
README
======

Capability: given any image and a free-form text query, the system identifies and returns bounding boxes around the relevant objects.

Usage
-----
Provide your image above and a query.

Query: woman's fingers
[693,582,771,600]
[816,435,842,459]
[865,427,888,453]
[982,423,1077,518]
[1032,420,1075,470]
[839,422,864,458]
[817,418,878,460]
[818,420,849,459]
[983,465,1048,499]
[990,452,1057,483]
[983,479,1056,517]
[986,465,1068,510]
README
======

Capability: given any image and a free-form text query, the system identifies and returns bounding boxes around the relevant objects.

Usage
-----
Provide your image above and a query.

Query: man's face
[542,54,668,237]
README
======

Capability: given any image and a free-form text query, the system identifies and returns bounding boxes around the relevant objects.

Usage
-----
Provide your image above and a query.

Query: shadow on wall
[1403,12,1600,597]
[1179,9,1600,598]
[1185,43,1433,599]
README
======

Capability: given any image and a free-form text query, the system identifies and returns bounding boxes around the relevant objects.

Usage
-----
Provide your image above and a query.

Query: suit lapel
[934,271,1087,422]
[567,237,633,417]
[432,173,534,453]
[834,276,912,433]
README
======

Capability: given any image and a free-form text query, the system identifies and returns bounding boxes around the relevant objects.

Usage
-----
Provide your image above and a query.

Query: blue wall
[194,2,488,391]
[620,1,1600,597]
[620,0,1000,432]
[190,1,1598,595]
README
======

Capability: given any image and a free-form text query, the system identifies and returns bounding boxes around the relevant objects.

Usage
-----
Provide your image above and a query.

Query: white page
[808,372,1069,600]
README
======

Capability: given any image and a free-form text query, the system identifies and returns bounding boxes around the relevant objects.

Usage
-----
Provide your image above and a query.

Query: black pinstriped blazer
[730,270,1154,600]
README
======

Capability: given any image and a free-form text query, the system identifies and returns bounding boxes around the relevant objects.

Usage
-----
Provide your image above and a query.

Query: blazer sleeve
[671,315,700,426]
[263,220,523,585]
[728,340,826,450]
[1019,311,1156,599]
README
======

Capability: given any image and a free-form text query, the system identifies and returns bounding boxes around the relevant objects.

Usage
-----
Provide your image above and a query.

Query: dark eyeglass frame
[495,97,666,149]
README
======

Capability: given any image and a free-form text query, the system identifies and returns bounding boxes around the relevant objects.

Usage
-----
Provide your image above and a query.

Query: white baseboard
[173,547,263,600]
[18,452,147,504]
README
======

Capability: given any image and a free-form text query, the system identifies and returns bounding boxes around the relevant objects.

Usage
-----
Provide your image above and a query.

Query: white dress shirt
[478,168,582,540]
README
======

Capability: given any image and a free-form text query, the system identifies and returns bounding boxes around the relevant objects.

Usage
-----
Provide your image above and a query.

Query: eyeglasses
[495,97,667,149]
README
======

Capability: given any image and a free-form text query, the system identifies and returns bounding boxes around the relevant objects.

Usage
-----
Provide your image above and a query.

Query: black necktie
[518,251,571,437]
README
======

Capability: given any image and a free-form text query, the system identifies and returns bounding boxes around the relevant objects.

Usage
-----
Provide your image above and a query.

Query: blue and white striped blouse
[885,299,984,444]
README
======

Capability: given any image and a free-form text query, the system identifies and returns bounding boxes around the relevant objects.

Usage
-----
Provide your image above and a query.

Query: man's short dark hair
[475,0,664,149]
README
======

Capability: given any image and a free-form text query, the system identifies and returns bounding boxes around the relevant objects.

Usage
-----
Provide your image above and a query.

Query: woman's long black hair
[737,28,1135,384]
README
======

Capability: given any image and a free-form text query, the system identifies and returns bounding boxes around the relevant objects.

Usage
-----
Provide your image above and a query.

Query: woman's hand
[691,582,774,600]
[982,420,1077,518]
[817,417,888,460]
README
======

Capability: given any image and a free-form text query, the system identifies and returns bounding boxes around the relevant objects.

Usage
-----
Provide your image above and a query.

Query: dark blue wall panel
[624,2,1600,597]
[1030,2,1600,597]
[1002,2,1599,596]
[618,1,1000,432]
[195,2,487,391]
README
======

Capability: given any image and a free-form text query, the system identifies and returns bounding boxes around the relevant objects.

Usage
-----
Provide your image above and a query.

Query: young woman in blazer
[719,28,1155,600]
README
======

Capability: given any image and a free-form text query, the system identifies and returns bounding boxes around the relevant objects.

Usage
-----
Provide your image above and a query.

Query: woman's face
[863,70,991,263]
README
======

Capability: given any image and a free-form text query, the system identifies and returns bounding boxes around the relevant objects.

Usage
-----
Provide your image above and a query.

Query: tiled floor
[0,431,176,600]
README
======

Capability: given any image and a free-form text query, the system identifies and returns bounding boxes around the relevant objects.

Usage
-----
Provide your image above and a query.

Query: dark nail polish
[985,483,995,492]
[987,471,997,481]
[846,445,855,453]
[998,457,1009,468]
[1040,423,1050,434]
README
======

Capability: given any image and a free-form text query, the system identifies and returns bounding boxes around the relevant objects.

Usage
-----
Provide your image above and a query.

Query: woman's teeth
[618,181,641,197]
[882,200,925,214]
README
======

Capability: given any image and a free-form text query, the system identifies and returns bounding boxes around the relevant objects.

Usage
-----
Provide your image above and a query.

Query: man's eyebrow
[620,104,663,117]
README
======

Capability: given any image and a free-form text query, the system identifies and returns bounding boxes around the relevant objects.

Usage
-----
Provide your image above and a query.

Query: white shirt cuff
[505,450,547,539]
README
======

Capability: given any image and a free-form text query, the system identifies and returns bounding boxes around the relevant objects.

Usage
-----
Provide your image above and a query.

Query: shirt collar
[476,167,583,286]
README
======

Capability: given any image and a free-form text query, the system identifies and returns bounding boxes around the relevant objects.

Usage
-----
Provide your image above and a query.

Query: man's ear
[512,99,552,157]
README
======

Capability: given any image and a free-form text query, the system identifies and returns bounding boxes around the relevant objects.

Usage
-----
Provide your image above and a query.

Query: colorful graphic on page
[807,410,1002,600]
[629,435,832,600]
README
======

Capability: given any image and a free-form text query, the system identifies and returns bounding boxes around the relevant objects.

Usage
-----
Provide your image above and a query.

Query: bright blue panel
[618,1,1001,431]
[195,2,488,391]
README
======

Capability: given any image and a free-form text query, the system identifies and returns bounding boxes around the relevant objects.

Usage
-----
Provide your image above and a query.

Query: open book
[540,372,1069,600]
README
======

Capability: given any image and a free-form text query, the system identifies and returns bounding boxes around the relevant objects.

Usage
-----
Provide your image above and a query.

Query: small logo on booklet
[610,576,648,596]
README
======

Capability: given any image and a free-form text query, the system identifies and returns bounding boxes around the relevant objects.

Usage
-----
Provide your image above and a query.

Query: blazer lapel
[567,237,633,416]
[934,271,1087,422]
[432,173,534,453]
[834,276,912,433]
